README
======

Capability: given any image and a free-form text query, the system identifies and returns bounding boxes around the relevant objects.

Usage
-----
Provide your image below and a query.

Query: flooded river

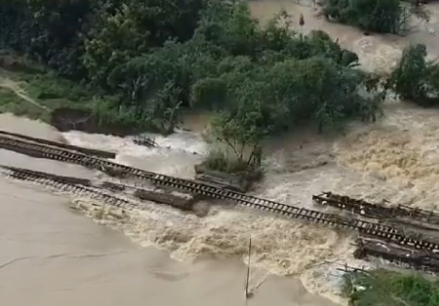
[1,1,439,305]
[0,114,339,306]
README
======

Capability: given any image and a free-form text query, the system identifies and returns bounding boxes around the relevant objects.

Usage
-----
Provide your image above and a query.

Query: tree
[0,0,383,139]
[190,77,227,109]
[0,0,91,77]
[264,57,378,132]
[196,0,261,57]
[146,82,182,134]
[322,0,407,34]
[388,44,439,106]
[210,99,271,171]
[81,3,149,87]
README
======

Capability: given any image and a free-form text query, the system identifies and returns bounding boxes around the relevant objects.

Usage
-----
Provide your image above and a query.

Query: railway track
[0,165,143,211]
[0,130,116,158]
[312,192,439,225]
[5,167,439,275]
[2,135,439,253]
[355,237,439,274]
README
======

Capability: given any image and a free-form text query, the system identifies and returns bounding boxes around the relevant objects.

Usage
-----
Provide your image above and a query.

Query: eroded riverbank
[0,113,340,306]
[2,1,439,305]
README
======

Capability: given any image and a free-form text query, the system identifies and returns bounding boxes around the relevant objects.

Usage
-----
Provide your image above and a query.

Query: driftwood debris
[99,164,129,178]
[133,135,157,147]
[133,188,196,210]
[99,181,126,192]
[336,264,369,274]
[97,179,197,211]
[195,168,250,193]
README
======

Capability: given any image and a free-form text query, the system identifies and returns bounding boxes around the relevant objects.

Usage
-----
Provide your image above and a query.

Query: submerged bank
[4,105,439,305]
[1,1,439,305]
[0,113,341,306]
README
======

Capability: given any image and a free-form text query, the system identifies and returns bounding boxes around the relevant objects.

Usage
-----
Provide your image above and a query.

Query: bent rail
[1,136,439,252]
[0,130,116,159]
[355,238,439,274]
[312,192,439,225]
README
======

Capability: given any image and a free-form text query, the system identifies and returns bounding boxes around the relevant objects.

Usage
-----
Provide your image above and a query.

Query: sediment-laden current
[0,114,339,306]
[1,1,439,305]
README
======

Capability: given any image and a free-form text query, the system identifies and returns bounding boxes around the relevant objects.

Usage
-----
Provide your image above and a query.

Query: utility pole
[244,238,253,303]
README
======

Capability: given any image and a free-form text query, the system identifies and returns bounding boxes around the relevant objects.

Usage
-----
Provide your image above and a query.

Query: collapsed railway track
[5,166,439,275]
[0,165,143,211]
[0,130,116,159]
[312,192,439,227]
[2,136,439,254]
[355,237,439,274]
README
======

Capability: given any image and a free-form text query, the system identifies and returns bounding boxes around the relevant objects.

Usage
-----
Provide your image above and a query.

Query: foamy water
[58,126,379,304]
[1,1,439,305]
[62,129,207,156]
[0,115,338,306]
[56,3,439,303]
[60,106,439,303]
[62,130,207,179]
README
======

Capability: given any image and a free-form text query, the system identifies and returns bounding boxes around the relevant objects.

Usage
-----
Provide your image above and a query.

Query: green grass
[0,53,195,134]
[0,58,93,122]
[18,72,91,104]
[202,150,251,174]
[343,269,439,306]
[199,149,263,181]
[0,67,151,134]
[0,51,93,118]
[0,87,47,120]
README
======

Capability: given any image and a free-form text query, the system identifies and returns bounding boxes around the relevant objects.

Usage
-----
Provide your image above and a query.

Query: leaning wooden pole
[245,238,252,301]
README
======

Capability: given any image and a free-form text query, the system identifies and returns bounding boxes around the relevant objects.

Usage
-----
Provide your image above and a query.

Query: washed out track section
[0,165,144,211]
[2,135,439,254]
[0,130,116,158]
[355,235,439,275]
[312,192,439,228]
[5,167,439,275]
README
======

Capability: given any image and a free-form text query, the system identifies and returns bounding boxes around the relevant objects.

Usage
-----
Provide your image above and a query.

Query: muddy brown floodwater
[0,115,338,306]
[2,1,439,305]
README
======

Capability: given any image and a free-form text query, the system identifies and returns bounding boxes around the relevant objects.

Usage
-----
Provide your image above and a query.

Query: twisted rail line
[1,135,439,253]
[355,238,439,274]
[5,166,439,275]
[313,192,439,225]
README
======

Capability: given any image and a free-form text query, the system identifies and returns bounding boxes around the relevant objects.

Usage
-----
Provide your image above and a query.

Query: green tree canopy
[322,0,409,34]
[388,44,439,106]
[0,0,384,140]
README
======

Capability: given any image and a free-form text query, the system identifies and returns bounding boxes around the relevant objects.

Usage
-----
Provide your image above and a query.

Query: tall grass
[343,269,439,306]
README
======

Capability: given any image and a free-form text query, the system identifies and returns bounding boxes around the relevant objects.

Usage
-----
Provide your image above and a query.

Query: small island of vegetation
[322,0,430,35]
[1,1,439,302]
[344,268,439,306]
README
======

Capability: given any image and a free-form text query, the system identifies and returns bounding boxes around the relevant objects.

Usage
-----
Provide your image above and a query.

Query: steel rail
[313,192,439,225]
[1,136,439,252]
[0,165,141,210]
[0,130,116,158]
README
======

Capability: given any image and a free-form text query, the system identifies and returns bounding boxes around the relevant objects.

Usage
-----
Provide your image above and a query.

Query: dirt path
[0,75,49,111]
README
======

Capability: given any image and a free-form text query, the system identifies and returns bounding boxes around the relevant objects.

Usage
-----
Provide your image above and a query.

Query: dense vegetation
[0,0,437,174]
[321,0,421,34]
[1,0,439,295]
[0,0,388,173]
[344,269,439,306]
[388,43,439,106]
